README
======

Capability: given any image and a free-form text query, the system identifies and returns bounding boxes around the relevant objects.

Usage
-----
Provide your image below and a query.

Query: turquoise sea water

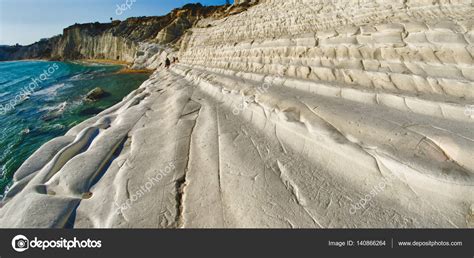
[0,61,149,196]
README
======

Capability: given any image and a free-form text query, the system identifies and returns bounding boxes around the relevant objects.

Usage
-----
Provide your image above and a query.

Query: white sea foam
[33,83,68,96]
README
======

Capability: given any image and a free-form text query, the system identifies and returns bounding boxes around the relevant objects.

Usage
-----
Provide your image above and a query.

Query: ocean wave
[0,76,31,89]
[33,83,69,96]
[0,164,6,178]
[68,99,84,109]
[0,93,30,108]
[0,92,10,98]
[40,101,68,112]
[40,101,68,121]
[42,123,66,131]
[68,73,94,81]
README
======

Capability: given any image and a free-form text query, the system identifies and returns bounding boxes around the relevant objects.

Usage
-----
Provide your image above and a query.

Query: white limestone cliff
[0,0,473,228]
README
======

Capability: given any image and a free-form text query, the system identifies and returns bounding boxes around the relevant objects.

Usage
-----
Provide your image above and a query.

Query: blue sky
[0,0,229,45]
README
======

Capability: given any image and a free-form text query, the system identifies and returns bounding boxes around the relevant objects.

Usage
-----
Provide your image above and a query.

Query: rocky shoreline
[0,0,473,228]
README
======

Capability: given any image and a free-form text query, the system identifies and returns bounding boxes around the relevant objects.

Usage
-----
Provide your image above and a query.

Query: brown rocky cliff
[0,3,247,62]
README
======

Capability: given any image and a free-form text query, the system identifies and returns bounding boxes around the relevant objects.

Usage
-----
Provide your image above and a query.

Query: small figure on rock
[165,58,171,69]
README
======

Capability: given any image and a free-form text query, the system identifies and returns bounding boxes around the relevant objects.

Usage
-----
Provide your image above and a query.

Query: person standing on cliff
[165,58,171,69]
